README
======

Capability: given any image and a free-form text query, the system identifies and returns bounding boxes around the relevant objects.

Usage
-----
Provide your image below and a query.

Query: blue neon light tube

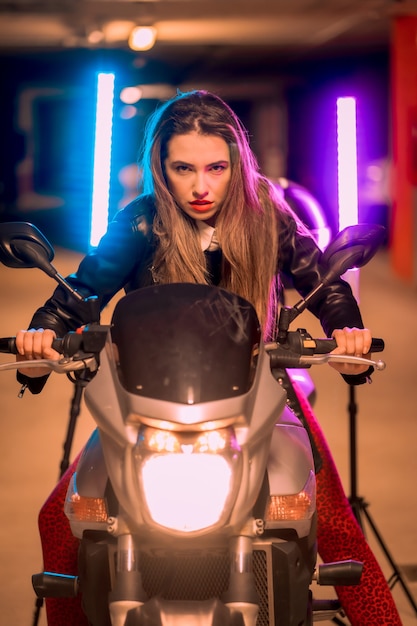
[90,72,115,248]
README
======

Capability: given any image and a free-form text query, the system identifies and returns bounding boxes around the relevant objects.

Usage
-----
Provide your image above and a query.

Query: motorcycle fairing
[66,284,313,540]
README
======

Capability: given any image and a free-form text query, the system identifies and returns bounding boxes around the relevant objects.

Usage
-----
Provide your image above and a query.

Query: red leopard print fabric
[38,389,402,626]
[38,453,89,626]
[292,380,402,625]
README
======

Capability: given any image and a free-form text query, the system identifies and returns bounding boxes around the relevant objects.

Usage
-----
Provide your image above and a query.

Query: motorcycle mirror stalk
[276,223,386,344]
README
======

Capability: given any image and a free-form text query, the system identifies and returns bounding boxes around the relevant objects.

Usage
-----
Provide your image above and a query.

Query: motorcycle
[0,221,386,626]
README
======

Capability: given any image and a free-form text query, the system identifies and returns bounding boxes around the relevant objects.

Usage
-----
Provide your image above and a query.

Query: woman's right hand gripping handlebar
[15,328,60,378]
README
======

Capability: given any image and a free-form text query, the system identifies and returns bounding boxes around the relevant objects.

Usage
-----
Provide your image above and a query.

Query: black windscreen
[111,283,260,404]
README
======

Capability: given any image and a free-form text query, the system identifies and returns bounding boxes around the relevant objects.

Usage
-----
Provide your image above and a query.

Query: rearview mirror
[322,224,386,282]
[0,221,85,303]
[0,221,55,276]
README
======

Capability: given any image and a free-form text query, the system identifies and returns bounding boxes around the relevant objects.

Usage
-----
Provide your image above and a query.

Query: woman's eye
[176,165,190,173]
[210,164,228,173]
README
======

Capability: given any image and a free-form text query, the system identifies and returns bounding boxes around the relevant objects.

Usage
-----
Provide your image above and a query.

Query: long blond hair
[139,90,284,339]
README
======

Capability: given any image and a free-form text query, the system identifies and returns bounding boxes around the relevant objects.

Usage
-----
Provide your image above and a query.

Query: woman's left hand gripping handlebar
[330,326,373,374]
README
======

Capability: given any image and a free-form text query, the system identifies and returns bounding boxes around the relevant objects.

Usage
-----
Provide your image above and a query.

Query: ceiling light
[120,86,143,104]
[128,25,157,51]
[87,29,105,45]
[103,20,136,43]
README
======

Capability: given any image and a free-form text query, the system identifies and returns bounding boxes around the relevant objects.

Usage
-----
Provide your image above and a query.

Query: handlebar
[265,332,384,370]
[0,336,64,355]
[0,327,384,371]
[310,337,384,354]
[0,325,109,357]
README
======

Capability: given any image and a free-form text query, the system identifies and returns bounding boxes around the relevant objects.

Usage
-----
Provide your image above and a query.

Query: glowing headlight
[135,426,241,532]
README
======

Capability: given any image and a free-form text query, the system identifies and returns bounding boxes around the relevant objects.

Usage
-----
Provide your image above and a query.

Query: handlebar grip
[0,337,20,354]
[51,338,64,353]
[369,338,384,352]
[0,336,64,355]
[313,337,384,354]
[0,328,107,357]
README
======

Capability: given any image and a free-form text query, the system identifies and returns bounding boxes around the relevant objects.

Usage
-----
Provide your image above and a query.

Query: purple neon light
[336,96,360,299]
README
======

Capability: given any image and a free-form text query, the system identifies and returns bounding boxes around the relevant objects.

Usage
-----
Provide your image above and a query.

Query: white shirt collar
[195,220,219,251]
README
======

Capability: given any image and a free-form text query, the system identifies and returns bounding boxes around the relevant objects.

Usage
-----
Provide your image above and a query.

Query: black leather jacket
[20,194,370,391]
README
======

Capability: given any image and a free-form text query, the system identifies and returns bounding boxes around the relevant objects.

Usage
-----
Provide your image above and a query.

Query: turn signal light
[265,471,315,521]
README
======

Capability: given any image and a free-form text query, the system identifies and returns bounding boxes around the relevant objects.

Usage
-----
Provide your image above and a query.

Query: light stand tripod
[347,384,417,615]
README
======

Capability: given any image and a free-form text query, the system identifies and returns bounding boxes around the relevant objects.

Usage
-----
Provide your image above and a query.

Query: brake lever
[299,354,386,371]
[0,355,98,374]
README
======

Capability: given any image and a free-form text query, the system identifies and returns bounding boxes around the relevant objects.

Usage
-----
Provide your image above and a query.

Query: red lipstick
[189,200,213,212]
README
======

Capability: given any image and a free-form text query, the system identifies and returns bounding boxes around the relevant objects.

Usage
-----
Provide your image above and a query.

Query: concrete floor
[0,245,416,625]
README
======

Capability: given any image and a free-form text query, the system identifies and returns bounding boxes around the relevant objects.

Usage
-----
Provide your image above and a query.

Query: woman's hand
[330,327,372,375]
[15,328,60,378]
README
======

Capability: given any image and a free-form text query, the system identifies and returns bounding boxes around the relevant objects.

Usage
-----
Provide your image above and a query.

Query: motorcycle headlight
[134,426,242,533]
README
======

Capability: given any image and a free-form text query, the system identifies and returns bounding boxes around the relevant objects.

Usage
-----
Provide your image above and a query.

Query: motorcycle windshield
[110,283,261,404]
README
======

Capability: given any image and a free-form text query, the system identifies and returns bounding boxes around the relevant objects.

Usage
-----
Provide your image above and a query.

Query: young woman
[16,90,400,625]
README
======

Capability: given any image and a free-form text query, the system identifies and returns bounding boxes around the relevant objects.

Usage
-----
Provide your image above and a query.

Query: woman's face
[164,131,231,224]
